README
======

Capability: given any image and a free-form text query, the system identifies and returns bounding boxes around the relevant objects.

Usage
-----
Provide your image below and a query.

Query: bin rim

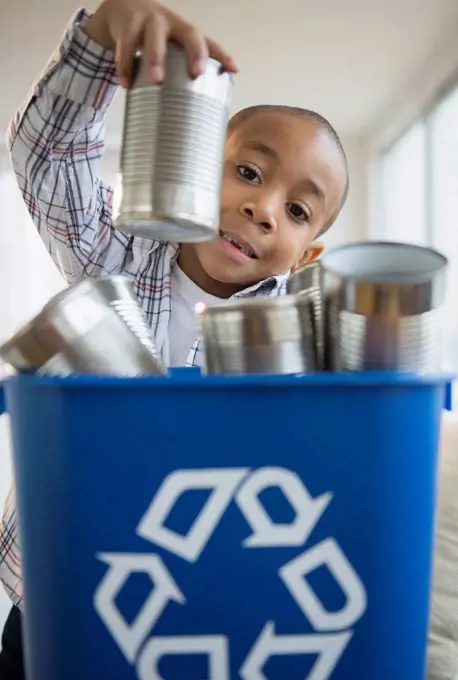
[1,370,454,391]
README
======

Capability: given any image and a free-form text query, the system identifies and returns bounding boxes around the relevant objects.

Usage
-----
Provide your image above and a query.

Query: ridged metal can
[322,241,448,372]
[198,296,317,375]
[0,277,167,377]
[113,46,234,243]
[287,261,323,369]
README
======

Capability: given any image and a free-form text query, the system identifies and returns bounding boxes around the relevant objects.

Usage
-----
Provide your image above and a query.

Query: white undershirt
[167,263,223,367]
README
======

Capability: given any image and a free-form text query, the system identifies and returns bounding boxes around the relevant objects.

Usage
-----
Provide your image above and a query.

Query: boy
[0,0,349,670]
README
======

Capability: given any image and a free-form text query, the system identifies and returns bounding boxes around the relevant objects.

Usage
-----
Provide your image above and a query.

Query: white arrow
[136,634,229,680]
[239,622,352,680]
[236,467,332,547]
[93,553,185,663]
[279,539,367,632]
[137,468,250,561]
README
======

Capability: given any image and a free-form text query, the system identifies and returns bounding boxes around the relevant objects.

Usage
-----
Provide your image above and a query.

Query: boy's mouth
[219,230,258,259]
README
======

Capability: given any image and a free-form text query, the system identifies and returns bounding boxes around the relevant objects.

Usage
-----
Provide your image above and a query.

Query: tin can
[0,277,167,376]
[287,261,323,368]
[322,241,448,372]
[113,47,234,243]
[198,296,317,375]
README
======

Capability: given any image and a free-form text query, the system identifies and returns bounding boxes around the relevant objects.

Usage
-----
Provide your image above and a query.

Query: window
[377,81,458,386]
[430,86,458,351]
[380,121,428,245]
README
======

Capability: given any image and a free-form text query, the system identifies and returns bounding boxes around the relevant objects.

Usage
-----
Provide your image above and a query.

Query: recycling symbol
[93,467,367,679]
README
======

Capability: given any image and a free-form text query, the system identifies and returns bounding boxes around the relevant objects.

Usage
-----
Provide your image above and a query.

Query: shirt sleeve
[0,487,22,610]
[5,8,132,284]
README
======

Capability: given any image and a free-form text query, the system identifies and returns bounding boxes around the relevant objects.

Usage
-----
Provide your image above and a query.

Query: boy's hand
[84,0,238,88]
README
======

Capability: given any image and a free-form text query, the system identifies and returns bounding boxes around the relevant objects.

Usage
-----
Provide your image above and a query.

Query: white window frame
[373,72,458,245]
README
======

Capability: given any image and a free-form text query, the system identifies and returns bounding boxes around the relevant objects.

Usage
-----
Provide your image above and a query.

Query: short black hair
[227,105,349,234]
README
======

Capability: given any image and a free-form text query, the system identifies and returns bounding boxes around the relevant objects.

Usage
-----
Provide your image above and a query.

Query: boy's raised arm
[5,1,237,286]
[6,9,131,284]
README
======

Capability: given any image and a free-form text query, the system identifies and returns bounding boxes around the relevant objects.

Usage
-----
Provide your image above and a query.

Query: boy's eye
[237,165,260,183]
[287,202,310,222]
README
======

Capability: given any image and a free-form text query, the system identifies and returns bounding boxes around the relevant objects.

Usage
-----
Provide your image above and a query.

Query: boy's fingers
[171,22,209,78]
[143,13,168,82]
[115,15,144,88]
[114,5,238,87]
[206,37,239,73]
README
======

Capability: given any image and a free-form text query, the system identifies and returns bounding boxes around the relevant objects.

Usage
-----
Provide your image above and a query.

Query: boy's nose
[240,202,277,233]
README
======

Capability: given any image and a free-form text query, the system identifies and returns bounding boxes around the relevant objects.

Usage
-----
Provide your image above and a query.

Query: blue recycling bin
[444,380,453,410]
[0,370,448,680]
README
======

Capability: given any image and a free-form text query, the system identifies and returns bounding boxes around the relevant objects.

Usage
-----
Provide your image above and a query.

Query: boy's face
[179,111,347,297]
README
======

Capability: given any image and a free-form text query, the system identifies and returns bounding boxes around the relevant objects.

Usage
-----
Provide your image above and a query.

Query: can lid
[322,240,448,284]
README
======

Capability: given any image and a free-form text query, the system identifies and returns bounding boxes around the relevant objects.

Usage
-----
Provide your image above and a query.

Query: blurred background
[1,0,458,624]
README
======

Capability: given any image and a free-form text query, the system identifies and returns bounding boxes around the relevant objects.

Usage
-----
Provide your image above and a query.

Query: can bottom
[113,214,218,243]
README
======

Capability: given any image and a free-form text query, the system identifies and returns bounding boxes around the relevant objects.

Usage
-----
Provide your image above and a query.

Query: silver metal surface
[0,277,167,376]
[198,296,317,375]
[113,47,234,243]
[322,241,448,372]
[287,262,323,368]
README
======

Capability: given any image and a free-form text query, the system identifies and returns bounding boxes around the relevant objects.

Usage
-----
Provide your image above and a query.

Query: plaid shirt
[0,9,287,608]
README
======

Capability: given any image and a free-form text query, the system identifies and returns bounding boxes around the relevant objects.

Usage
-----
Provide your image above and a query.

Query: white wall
[323,137,368,247]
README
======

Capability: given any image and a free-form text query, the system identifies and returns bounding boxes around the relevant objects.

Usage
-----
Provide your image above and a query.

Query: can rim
[322,240,448,284]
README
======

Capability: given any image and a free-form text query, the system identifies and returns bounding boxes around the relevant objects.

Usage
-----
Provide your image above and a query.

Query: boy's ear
[293,241,324,271]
